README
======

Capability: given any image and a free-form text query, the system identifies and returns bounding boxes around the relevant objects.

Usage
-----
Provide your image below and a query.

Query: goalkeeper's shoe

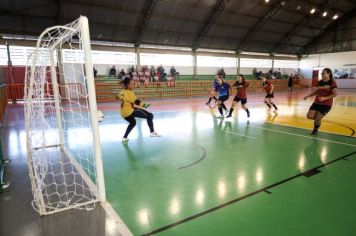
[143,103,151,108]
[150,132,161,137]
[122,138,129,143]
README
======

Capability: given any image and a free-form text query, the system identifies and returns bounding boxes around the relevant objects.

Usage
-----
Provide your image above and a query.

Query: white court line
[250,124,356,147]
[101,201,133,236]
[225,131,255,139]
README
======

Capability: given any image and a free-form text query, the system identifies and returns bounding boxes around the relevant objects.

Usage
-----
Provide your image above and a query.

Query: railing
[0,84,9,192]
[333,79,356,89]
[0,85,7,121]
[7,84,24,102]
[6,79,301,103]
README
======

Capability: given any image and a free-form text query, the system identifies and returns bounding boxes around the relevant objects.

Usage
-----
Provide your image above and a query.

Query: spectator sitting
[140,65,149,86]
[150,65,156,82]
[119,69,126,80]
[109,66,116,78]
[128,65,139,87]
[128,65,136,78]
[170,66,177,78]
[157,65,167,81]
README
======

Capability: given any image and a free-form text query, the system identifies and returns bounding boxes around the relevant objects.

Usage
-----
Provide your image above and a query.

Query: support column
[236,52,240,75]
[135,47,141,70]
[193,50,197,79]
[271,54,275,72]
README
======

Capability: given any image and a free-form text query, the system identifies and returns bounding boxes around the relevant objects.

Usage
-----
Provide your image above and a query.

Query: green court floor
[98,97,356,236]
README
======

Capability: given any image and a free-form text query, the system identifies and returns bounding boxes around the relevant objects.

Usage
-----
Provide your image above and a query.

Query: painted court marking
[225,131,255,139]
[250,124,356,147]
[101,202,133,236]
[177,144,207,170]
[142,150,356,235]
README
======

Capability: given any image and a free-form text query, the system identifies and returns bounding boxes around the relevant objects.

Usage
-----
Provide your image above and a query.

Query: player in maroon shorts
[303,68,337,135]
[262,76,278,111]
[226,74,250,118]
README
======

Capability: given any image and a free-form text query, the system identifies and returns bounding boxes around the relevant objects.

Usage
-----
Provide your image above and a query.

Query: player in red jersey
[226,74,250,118]
[303,68,337,135]
[262,76,278,111]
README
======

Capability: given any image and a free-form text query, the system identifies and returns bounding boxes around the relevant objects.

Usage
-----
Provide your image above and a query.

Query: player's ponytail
[120,76,132,88]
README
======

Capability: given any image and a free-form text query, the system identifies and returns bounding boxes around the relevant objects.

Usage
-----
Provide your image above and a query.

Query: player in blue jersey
[215,77,230,117]
[206,75,220,105]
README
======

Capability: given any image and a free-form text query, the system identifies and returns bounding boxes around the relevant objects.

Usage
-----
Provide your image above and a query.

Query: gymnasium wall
[197,67,236,75]
[299,51,356,88]
[300,51,356,79]
[240,68,269,75]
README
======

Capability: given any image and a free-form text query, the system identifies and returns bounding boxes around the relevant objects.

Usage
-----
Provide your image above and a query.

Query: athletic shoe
[311,130,318,135]
[206,102,210,105]
[150,132,161,137]
[226,114,232,118]
[122,138,129,143]
[247,112,250,118]
[143,103,150,108]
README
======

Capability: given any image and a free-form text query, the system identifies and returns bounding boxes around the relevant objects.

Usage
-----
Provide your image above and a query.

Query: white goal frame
[24,16,106,215]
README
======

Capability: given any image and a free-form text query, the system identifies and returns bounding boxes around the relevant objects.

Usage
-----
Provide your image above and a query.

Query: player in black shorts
[303,68,337,135]
[226,74,250,118]
[262,76,278,111]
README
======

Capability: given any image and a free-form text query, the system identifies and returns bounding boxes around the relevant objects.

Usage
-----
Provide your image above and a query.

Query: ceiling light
[310,8,316,14]
[265,0,270,3]
[280,1,286,6]
[296,5,301,10]
[322,11,327,17]
[332,14,338,20]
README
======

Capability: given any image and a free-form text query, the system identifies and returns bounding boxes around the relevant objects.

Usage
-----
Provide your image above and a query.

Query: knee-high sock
[264,101,271,108]
[221,103,227,110]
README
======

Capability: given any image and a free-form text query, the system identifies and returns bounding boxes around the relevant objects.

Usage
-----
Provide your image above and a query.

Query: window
[240,58,272,68]
[140,53,193,66]
[0,45,136,65]
[63,50,136,65]
[274,60,299,68]
[197,56,236,67]
[0,46,7,65]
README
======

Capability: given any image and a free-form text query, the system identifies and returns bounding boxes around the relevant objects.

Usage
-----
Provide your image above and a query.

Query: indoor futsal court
[1,0,356,236]
[96,89,356,235]
[2,89,356,235]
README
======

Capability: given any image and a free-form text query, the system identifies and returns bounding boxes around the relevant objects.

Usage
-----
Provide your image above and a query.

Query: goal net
[24,16,106,215]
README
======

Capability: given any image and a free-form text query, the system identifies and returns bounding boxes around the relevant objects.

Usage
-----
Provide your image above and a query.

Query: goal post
[24,16,106,215]
[81,16,106,203]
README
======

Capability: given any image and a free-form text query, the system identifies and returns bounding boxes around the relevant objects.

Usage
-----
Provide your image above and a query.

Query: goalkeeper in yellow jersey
[117,77,161,143]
